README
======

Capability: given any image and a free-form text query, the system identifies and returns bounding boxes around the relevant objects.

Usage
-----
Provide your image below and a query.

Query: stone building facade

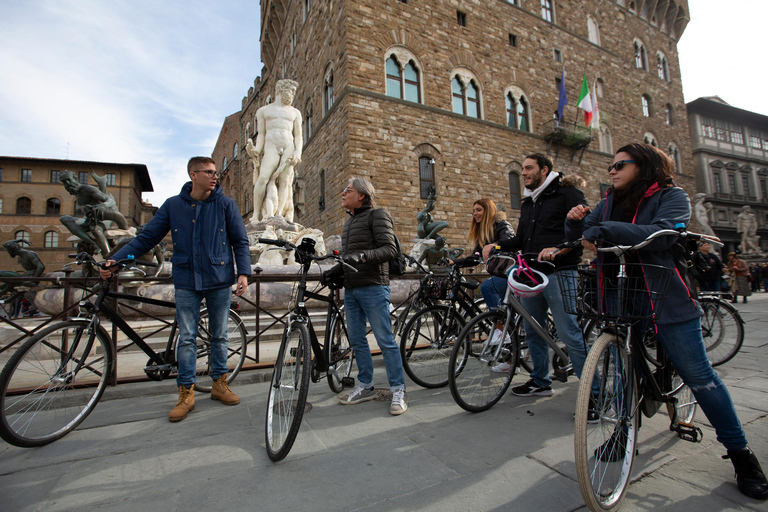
[686,97,768,256]
[0,156,153,272]
[216,0,695,253]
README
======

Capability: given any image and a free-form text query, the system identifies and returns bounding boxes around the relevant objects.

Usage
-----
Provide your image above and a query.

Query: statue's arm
[91,170,107,194]
[254,108,266,154]
[292,110,303,162]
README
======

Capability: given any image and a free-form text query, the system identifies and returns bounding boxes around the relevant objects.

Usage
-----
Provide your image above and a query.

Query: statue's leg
[263,177,279,219]
[427,222,449,240]
[276,167,295,220]
[102,210,128,230]
[252,146,280,222]
[59,215,93,245]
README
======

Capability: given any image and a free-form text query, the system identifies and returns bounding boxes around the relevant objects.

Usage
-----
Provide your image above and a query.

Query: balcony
[541,119,594,163]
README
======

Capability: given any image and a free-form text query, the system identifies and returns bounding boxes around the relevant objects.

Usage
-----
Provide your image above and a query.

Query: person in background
[728,251,750,304]
[698,241,724,292]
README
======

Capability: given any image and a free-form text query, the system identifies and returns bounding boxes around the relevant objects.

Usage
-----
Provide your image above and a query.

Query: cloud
[0,0,260,205]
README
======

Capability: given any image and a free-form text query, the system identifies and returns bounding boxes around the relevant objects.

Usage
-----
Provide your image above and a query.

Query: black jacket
[499,174,585,269]
[341,205,397,288]
[455,215,515,266]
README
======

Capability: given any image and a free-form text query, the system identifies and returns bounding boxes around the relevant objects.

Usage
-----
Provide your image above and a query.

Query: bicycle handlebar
[593,229,723,255]
[258,238,358,272]
[68,252,158,269]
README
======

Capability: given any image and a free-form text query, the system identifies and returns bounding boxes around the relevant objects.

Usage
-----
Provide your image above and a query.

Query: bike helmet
[507,256,549,298]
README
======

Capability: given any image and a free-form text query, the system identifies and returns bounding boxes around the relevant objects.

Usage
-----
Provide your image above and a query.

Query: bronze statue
[1,239,45,295]
[418,236,450,270]
[416,188,449,240]
[109,224,166,278]
[59,170,129,256]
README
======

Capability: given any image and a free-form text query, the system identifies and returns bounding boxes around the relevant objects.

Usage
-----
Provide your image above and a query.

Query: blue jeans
[481,276,507,309]
[656,318,747,450]
[175,286,232,387]
[344,285,405,391]
[520,271,590,388]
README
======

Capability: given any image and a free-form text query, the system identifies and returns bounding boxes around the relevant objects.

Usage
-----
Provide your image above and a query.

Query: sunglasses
[607,160,636,173]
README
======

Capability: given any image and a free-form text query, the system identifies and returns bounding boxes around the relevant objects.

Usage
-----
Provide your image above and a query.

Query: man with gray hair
[322,177,408,415]
[246,78,303,222]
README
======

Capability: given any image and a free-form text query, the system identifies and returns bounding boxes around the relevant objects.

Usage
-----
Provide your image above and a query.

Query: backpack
[368,209,407,276]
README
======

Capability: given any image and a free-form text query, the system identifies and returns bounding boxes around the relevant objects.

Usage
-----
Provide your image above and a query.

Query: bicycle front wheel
[0,320,113,447]
[193,308,248,393]
[327,307,354,394]
[401,305,465,388]
[699,298,744,367]
[448,310,517,412]
[574,333,638,512]
[265,320,311,462]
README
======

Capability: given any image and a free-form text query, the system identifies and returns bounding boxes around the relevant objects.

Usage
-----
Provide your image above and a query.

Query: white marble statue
[693,193,716,237]
[246,79,303,223]
[736,205,764,256]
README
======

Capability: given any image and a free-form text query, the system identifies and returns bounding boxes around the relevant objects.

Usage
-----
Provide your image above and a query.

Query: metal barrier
[0,269,486,386]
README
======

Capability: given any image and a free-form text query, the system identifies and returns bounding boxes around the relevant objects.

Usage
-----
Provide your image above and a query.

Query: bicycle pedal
[341,377,355,388]
[552,368,569,383]
[672,422,703,443]
[144,364,173,372]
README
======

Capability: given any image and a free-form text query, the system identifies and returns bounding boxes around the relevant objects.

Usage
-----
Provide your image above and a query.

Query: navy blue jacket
[565,184,701,325]
[111,182,252,291]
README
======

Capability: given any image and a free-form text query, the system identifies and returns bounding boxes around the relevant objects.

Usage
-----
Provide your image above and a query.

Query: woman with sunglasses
[449,198,514,308]
[566,142,767,500]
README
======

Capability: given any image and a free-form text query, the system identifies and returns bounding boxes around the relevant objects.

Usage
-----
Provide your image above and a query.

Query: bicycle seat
[460,280,480,290]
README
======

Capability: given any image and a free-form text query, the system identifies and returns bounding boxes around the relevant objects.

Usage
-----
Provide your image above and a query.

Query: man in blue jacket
[101,157,252,422]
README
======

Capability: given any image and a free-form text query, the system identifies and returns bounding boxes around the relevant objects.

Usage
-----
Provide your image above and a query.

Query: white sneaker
[390,389,408,415]
[489,329,512,346]
[491,362,512,373]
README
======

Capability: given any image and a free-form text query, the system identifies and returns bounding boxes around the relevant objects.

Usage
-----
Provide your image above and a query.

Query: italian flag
[577,75,593,126]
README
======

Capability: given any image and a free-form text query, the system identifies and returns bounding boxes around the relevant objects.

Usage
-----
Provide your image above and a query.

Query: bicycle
[399,256,485,388]
[447,243,589,412]
[689,272,745,367]
[0,252,247,447]
[260,237,356,462]
[567,229,717,512]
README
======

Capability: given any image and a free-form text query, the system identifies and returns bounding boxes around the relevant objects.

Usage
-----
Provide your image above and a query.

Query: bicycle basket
[420,274,454,300]
[557,263,674,321]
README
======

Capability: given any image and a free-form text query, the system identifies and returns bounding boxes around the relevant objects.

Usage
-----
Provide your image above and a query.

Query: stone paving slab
[1,294,767,511]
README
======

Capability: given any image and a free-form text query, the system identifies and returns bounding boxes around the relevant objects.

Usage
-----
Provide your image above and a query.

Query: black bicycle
[260,237,356,462]
[688,272,745,367]
[567,229,717,511]
[0,252,247,447]
[399,256,485,388]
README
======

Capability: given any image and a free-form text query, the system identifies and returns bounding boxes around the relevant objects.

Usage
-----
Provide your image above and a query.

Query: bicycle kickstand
[671,422,703,443]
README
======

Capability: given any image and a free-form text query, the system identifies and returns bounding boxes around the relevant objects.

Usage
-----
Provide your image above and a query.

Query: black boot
[723,447,768,500]
[743,297,748,303]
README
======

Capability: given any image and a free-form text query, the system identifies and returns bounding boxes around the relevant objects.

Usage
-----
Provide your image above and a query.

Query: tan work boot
[211,375,240,405]
[169,384,195,422]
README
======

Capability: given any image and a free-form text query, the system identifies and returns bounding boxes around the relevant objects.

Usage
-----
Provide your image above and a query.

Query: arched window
[633,40,648,71]
[44,231,59,248]
[540,0,554,22]
[665,104,674,125]
[223,157,227,170]
[305,98,313,141]
[657,52,670,81]
[595,78,604,98]
[233,142,238,160]
[318,169,326,211]
[303,0,311,23]
[641,94,651,117]
[451,71,482,119]
[517,96,529,132]
[418,156,435,199]
[46,198,61,215]
[599,124,613,154]
[668,143,682,174]
[385,53,422,103]
[506,93,516,128]
[245,122,250,141]
[507,162,523,209]
[15,230,30,243]
[323,67,334,116]
[16,197,31,214]
[587,15,600,45]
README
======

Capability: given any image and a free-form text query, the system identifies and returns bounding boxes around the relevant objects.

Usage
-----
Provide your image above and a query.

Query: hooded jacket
[498,174,585,269]
[565,184,701,324]
[111,182,252,291]
[341,205,398,288]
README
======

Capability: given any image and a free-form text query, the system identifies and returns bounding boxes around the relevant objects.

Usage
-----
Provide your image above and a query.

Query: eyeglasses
[196,170,220,179]
[607,160,636,173]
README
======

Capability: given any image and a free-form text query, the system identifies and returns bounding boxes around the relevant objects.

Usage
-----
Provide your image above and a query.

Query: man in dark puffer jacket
[325,177,408,415]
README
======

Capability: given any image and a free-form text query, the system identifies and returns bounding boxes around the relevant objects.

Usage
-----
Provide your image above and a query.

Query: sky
[0,0,766,206]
